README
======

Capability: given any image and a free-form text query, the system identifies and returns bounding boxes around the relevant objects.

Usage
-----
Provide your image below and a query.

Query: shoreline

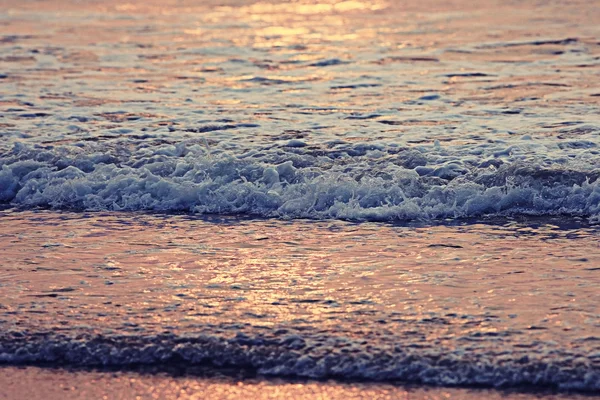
[1,206,598,229]
[1,366,596,400]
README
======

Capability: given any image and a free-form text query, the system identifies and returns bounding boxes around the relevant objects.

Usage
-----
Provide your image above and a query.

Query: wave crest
[1,142,599,221]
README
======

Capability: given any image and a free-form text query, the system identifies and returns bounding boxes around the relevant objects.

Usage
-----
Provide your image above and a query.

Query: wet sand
[0,366,594,400]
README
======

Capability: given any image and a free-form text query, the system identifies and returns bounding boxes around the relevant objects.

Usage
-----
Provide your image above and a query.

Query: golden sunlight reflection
[2,211,599,346]
[204,0,389,48]
[237,0,387,16]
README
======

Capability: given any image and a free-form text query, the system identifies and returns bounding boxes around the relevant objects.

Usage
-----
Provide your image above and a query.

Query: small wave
[1,142,599,222]
[1,331,598,392]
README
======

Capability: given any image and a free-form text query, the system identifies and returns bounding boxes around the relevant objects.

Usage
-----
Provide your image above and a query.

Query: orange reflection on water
[236,0,387,16]
[2,211,598,348]
[213,0,389,48]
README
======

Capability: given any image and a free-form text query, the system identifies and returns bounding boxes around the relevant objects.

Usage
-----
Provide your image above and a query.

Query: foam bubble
[1,142,599,222]
[0,331,598,392]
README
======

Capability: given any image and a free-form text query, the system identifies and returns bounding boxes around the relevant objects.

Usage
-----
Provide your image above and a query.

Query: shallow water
[0,366,594,400]
[1,210,599,391]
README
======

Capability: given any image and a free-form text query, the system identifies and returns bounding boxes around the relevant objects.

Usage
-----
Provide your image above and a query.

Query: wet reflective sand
[0,366,593,400]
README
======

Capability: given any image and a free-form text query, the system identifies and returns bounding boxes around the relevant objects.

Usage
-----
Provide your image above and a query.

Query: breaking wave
[1,141,599,222]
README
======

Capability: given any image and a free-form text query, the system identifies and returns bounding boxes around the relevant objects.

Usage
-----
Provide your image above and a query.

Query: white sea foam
[1,141,599,222]
[1,331,598,392]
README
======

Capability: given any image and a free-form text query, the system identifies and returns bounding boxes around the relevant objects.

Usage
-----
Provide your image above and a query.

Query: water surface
[1,0,599,396]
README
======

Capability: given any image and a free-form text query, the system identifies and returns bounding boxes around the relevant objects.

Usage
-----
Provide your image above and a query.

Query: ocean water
[1,0,599,396]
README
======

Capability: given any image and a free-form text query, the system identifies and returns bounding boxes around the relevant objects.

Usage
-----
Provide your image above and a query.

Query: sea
[0,0,599,398]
